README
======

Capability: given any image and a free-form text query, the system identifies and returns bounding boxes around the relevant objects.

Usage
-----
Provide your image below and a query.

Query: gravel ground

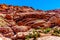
[37,36,60,40]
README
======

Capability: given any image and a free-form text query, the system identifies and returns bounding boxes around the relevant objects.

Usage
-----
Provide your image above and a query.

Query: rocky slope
[0,4,60,40]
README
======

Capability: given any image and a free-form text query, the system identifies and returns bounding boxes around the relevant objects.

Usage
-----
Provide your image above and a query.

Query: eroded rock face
[0,4,60,40]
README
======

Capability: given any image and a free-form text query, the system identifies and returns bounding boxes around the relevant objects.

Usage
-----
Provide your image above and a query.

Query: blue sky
[0,0,60,10]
